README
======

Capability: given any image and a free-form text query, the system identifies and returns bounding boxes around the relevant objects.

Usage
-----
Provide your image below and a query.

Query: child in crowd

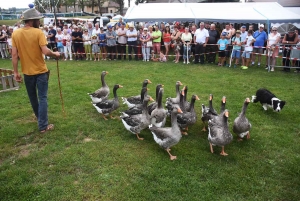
[152,52,167,62]
[98,27,107,60]
[231,30,242,68]
[241,30,255,69]
[217,32,228,66]
[91,34,100,61]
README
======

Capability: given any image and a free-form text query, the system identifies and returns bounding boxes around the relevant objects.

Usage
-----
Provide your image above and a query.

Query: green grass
[0,58,300,200]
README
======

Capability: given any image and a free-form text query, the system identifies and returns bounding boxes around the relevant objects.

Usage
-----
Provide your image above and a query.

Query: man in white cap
[12,8,60,133]
[252,24,267,66]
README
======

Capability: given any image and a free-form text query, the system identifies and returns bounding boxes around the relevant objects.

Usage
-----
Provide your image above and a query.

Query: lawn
[0,58,299,200]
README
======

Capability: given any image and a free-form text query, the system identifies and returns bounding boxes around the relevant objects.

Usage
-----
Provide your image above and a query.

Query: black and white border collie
[251,88,286,112]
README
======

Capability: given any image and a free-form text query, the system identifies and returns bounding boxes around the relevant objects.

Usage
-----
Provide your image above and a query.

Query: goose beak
[181,90,185,96]
[246,98,250,103]
[195,95,200,100]
[147,79,152,84]
[119,85,123,88]
[222,96,226,103]
[106,71,109,74]
[209,94,213,101]
[178,81,183,86]
[177,108,183,113]
[225,110,229,117]
[161,84,164,88]
[149,96,154,101]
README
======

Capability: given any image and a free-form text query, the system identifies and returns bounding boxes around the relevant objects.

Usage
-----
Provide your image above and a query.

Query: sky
[1,0,34,9]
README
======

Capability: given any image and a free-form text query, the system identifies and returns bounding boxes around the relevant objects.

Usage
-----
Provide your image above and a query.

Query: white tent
[124,2,300,26]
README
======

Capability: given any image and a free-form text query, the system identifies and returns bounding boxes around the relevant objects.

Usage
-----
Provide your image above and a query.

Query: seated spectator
[241,30,255,69]
[252,24,268,67]
[217,32,228,66]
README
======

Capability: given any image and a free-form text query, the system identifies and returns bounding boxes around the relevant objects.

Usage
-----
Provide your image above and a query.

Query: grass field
[0,57,300,200]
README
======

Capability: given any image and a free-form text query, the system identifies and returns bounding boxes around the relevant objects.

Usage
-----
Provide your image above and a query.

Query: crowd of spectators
[1,19,300,72]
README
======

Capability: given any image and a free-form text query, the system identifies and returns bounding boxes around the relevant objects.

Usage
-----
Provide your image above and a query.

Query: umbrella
[277,23,297,35]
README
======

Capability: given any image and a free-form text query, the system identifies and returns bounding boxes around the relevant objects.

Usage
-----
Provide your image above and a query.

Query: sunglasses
[272,30,277,31]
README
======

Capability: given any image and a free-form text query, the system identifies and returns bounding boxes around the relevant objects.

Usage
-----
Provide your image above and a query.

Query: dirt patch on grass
[83,137,94,142]
[18,144,31,158]
[15,114,37,124]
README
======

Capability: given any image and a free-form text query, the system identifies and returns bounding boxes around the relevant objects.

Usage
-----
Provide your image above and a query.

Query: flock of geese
[88,71,251,160]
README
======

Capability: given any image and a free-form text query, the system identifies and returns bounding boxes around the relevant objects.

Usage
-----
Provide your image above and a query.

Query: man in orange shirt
[12,8,60,133]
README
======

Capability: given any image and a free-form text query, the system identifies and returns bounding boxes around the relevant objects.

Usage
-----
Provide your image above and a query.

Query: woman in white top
[181,27,192,64]
[62,29,72,61]
[267,26,281,71]
[55,28,64,59]
[83,29,92,60]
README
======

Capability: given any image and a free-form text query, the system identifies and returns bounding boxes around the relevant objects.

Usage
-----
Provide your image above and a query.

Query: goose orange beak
[209,94,213,101]
[246,98,250,103]
[195,95,200,100]
[222,96,226,103]
[225,110,229,117]
[147,79,152,84]
[177,108,183,113]
[106,71,109,74]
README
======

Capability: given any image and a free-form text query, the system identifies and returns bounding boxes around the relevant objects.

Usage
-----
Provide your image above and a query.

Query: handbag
[57,42,63,48]
[62,39,66,46]
[147,41,152,47]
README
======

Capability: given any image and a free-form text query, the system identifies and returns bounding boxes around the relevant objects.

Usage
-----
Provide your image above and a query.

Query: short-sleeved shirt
[92,28,101,36]
[221,29,232,44]
[72,31,83,47]
[106,31,117,46]
[232,36,242,50]
[245,35,255,51]
[117,28,128,44]
[194,28,209,44]
[48,29,56,42]
[217,39,228,51]
[240,31,248,43]
[253,30,268,47]
[126,29,137,42]
[208,30,219,44]
[152,30,162,43]
[12,27,48,75]
[181,32,192,42]
[98,32,106,45]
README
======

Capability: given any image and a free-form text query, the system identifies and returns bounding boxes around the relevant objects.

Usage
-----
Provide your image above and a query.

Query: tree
[96,0,106,15]
[135,0,148,5]
[111,0,124,15]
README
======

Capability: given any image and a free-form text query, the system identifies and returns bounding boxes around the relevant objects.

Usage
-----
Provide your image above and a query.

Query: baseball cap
[241,25,246,28]
[221,32,227,36]
[143,27,148,31]
[107,25,112,29]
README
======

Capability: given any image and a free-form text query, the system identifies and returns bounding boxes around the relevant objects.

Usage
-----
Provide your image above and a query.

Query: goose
[233,98,251,141]
[201,94,218,131]
[177,94,200,135]
[220,96,226,114]
[120,95,154,140]
[122,87,149,116]
[208,109,233,156]
[149,105,183,160]
[165,81,183,115]
[150,88,168,128]
[183,86,191,112]
[88,71,109,103]
[148,84,164,115]
[122,79,152,108]
[92,84,123,120]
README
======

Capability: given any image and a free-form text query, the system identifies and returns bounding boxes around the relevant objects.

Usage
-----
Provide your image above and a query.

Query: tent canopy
[124,2,300,24]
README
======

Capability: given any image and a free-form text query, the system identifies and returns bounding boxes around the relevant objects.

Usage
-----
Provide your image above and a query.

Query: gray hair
[210,24,215,27]
[57,28,61,31]
[200,22,204,25]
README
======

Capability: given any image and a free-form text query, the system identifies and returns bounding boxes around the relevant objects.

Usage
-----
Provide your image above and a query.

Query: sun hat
[259,24,264,28]
[21,8,44,20]
[236,30,241,34]
[49,24,53,28]
[129,24,134,28]
[143,27,148,31]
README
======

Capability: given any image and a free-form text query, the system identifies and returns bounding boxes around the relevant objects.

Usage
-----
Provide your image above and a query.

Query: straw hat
[21,8,44,20]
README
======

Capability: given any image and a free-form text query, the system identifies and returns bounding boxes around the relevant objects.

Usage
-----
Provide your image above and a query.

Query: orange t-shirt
[12,27,48,75]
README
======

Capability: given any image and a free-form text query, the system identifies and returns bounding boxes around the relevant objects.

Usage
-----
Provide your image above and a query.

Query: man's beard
[33,20,40,28]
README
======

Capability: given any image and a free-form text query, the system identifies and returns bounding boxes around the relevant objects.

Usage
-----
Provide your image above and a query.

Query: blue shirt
[253,30,268,47]
[217,39,228,51]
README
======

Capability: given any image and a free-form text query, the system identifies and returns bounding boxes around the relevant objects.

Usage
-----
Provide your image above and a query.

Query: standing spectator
[62,29,72,61]
[241,30,255,69]
[87,22,94,36]
[117,22,127,60]
[179,24,185,33]
[163,25,171,60]
[190,25,197,60]
[12,8,60,133]
[205,22,210,30]
[47,24,57,50]
[181,27,192,64]
[252,24,268,67]
[171,25,182,63]
[117,17,124,28]
[160,22,166,53]
[282,29,298,72]
[13,22,21,31]
[98,27,107,60]
[206,23,219,64]
[140,27,151,62]
[248,25,254,32]
[152,25,162,59]
[126,24,138,61]
[194,22,209,64]
[231,30,242,68]
[148,26,154,59]
[7,26,13,58]
[221,23,233,66]
[91,34,100,61]
[137,27,143,60]
[55,28,64,59]
[92,23,101,36]
[63,23,72,34]
[266,27,280,72]
[106,25,117,60]
[240,25,248,42]
[217,32,228,66]
[72,26,84,61]
[0,26,8,59]
[83,29,92,60]
[230,23,236,36]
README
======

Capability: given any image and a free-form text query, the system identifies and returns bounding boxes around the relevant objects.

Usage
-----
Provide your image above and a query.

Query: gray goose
[148,84,164,115]
[201,94,218,131]
[122,79,152,108]
[150,88,168,128]
[92,84,122,120]
[88,71,110,103]
[233,98,251,141]
[122,87,149,116]
[149,105,183,160]
[165,81,183,115]
[120,95,154,140]
[208,109,233,156]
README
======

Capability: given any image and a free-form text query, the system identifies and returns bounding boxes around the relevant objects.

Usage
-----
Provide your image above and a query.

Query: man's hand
[14,72,22,83]
[53,51,60,58]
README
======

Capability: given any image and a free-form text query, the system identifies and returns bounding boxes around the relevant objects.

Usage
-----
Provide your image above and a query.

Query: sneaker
[70,58,73,61]
[258,62,260,66]
[187,61,190,64]
[90,58,93,61]
[86,58,88,60]
[226,64,230,67]
[241,66,248,70]
[271,68,274,72]
[143,59,145,62]
[183,61,186,64]
[147,60,149,62]
[234,64,237,68]
[251,61,255,66]
[265,66,269,70]
[64,59,67,61]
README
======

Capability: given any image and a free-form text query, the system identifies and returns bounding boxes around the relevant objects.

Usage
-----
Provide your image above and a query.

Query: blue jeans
[183,45,191,60]
[24,72,49,131]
